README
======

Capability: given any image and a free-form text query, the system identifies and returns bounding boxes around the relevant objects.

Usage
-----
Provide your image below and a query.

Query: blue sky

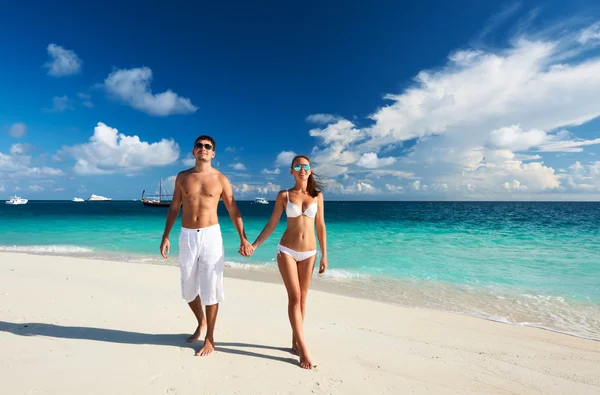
[2,0,600,200]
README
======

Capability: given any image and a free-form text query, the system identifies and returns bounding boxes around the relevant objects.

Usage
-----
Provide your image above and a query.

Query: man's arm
[160,172,183,258]
[220,175,252,255]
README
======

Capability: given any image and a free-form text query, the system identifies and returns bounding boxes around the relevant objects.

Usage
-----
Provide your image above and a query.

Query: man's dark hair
[194,135,216,150]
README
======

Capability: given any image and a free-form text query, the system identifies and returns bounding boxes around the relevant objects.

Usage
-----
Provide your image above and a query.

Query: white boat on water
[72,197,84,202]
[254,197,269,204]
[88,194,112,201]
[5,195,28,205]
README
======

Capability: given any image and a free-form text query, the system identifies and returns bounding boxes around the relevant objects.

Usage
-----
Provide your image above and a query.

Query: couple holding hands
[160,135,327,369]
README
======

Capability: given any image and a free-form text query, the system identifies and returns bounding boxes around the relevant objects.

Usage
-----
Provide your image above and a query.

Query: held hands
[238,238,254,257]
[318,255,328,274]
[160,237,170,259]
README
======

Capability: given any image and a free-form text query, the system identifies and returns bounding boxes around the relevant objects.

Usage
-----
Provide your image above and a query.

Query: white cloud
[306,113,343,124]
[10,144,26,155]
[60,122,179,175]
[0,151,65,178]
[537,137,600,153]
[356,152,396,169]
[488,125,549,151]
[312,163,348,177]
[46,95,74,112]
[261,168,280,175]
[343,181,379,194]
[562,160,600,191]
[487,125,600,153]
[504,180,528,191]
[29,184,44,192]
[301,19,600,198]
[225,147,238,152]
[514,154,542,161]
[232,182,281,195]
[276,151,297,166]
[8,123,26,138]
[309,119,363,146]
[578,21,600,44]
[0,184,4,192]
[385,183,404,192]
[44,43,82,77]
[77,93,94,108]
[182,154,196,166]
[103,67,197,116]
[365,169,414,178]
[229,162,247,171]
[165,175,177,192]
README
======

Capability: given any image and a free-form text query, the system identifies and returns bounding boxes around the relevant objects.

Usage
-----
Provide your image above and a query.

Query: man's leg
[187,295,207,343]
[195,225,224,357]
[196,302,218,356]
[178,228,205,342]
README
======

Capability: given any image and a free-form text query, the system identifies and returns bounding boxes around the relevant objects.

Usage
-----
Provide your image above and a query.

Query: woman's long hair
[291,155,324,197]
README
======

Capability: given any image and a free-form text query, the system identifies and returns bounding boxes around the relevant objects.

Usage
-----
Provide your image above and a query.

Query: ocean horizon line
[5,198,600,203]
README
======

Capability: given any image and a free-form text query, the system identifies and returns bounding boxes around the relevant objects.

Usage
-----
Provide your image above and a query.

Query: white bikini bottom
[277,244,317,262]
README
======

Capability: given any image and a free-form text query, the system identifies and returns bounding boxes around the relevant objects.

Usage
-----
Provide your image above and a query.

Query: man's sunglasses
[293,164,311,172]
[194,143,213,151]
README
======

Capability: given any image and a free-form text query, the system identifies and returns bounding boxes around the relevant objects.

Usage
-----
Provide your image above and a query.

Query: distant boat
[5,195,28,205]
[72,197,84,202]
[88,194,112,201]
[254,197,269,204]
[141,178,172,207]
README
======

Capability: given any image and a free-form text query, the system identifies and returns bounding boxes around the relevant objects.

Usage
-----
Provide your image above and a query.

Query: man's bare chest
[182,177,222,198]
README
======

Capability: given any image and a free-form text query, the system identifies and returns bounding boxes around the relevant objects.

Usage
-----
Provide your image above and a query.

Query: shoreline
[1,249,599,342]
[1,252,599,394]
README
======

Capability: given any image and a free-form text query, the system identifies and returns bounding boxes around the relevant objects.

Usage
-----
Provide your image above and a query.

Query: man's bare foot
[195,338,215,357]
[298,346,314,369]
[187,321,207,343]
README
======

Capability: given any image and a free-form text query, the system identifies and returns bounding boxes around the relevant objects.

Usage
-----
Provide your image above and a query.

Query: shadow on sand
[0,321,298,366]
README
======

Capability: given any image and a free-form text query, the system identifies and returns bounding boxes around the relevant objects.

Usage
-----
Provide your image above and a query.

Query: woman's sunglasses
[293,164,311,172]
[194,143,213,151]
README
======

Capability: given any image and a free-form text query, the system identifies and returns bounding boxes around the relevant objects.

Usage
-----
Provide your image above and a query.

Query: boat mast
[159,178,162,202]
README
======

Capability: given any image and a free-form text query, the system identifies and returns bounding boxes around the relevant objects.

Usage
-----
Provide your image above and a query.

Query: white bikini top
[285,190,318,219]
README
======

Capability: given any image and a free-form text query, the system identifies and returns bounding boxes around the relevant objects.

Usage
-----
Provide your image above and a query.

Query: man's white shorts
[178,224,225,305]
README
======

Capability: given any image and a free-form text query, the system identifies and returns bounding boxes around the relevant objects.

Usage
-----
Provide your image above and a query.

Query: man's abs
[180,197,220,229]
[178,170,224,229]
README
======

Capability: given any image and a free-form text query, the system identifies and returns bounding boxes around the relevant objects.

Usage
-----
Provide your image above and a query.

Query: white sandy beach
[1,252,599,395]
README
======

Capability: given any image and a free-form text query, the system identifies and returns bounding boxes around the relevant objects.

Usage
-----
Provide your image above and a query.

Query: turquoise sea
[1,200,599,340]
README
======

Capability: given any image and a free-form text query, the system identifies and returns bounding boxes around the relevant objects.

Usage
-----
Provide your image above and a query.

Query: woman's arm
[315,192,327,274]
[252,190,286,249]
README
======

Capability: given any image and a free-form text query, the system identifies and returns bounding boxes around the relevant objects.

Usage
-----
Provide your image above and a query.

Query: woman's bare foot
[298,345,314,369]
[291,336,299,354]
[187,320,207,343]
[195,338,215,356]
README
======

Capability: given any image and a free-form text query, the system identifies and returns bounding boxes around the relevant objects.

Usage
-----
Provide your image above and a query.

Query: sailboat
[141,178,173,207]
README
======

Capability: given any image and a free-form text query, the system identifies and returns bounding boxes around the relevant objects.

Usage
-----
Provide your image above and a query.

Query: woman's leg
[278,251,314,369]
[292,254,316,352]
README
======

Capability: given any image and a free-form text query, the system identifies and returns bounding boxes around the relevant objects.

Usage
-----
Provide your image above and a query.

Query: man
[160,135,253,356]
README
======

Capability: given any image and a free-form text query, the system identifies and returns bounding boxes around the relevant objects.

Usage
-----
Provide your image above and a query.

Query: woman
[251,155,328,369]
